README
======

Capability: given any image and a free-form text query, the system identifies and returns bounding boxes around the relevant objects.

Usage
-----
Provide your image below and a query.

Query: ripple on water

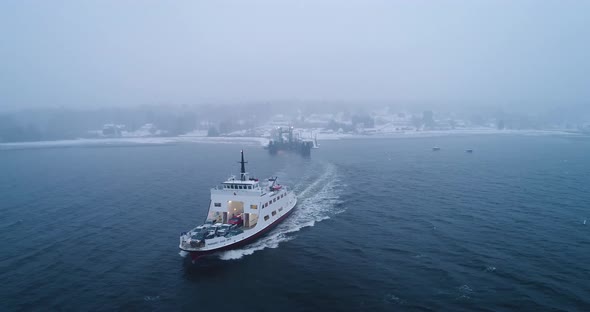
[3,135,590,311]
[456,285,474,300]
[383,293,405,305]
[144,295,160,302]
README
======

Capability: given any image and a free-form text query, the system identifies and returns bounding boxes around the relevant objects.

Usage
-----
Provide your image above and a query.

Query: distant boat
[312,134,320,149]
[266,127,313,156]
[432,147,441,151]
[465,149,474,153]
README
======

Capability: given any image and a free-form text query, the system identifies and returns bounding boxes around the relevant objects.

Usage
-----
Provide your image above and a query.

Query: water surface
[1,135,589,311]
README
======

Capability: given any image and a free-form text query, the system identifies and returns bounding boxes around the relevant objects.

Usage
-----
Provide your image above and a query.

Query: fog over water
[1,0,589,111]
[3,3,590,311]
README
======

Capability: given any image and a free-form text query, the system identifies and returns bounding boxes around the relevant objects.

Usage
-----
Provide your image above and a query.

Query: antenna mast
[239,150,248,181]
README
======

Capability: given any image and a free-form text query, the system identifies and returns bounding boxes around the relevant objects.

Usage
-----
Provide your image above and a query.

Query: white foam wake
[218,163,344,260]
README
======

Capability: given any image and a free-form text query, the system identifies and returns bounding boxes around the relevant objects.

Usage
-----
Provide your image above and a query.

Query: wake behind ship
[179,150,297,261]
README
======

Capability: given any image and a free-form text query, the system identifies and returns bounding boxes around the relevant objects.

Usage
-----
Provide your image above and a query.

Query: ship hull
[267,141,313,156]
[187,205,295,261]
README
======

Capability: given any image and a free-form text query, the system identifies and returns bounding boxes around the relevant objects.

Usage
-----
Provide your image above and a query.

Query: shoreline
[0,129,584,150]
[313,129,584,141]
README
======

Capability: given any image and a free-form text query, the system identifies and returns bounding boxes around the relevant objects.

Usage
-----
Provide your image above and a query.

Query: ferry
[266,127,314,156]
[179,150,297,261]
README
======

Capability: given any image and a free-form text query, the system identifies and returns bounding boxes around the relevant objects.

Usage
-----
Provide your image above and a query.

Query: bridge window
[250,204,258,209]
[214,203,221,207]
[264,215,269,221]
[279,207,283,212]
[272,211,276,216]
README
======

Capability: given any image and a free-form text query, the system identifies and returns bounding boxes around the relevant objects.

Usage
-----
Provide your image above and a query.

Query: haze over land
[1,1,589,141]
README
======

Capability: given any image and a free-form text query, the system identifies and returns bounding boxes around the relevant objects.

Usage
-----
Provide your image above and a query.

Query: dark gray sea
[1,134,590,311]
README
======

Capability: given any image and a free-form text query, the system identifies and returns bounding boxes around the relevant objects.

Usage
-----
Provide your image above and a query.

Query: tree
[422,111,435,129]
[411,115,423,130]
[207,127,219,137]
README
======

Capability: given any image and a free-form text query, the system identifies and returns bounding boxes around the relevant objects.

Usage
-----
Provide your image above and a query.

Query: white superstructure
[179,151,297,260]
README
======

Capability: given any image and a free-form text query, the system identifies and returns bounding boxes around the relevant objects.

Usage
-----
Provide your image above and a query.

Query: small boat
[432,147,441,151]
[312,134,320,149]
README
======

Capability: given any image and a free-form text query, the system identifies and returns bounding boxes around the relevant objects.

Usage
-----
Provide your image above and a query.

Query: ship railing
[180,233,206,250]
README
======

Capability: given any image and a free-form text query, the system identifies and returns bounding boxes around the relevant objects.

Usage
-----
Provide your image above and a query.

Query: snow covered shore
[0,129,582,151]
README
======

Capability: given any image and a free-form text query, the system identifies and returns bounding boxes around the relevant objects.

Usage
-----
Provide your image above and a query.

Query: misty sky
[1,0,589,111]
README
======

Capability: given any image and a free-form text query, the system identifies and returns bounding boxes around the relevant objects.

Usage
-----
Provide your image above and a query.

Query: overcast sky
[1,0,589,111]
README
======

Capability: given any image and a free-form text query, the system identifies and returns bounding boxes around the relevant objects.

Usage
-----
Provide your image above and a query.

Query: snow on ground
[298,128,580,141]
[0,129,580,151]
[0,136,270,151]
[179,130,208,137]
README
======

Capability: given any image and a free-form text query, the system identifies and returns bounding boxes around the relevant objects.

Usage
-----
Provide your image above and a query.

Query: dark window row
[224,184,254,190]
[264,193,285,208]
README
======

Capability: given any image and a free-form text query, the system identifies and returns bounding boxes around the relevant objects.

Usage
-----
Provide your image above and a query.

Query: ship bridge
[221,178,260,191]
[217,150,262,192]
[207,150,265,227]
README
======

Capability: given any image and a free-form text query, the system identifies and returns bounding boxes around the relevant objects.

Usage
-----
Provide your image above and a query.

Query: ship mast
[239,150,248,181]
